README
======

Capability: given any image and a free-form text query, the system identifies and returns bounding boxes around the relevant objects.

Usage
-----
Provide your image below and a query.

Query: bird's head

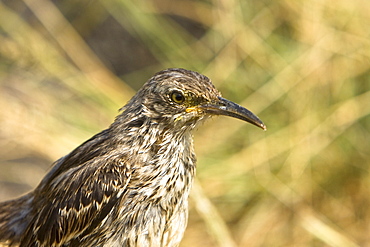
[123,68,266,131]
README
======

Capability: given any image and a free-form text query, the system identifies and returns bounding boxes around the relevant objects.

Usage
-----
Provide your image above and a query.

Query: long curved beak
[199,97,266,130]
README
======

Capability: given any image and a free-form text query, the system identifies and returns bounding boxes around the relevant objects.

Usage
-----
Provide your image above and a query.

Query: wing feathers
[20,158,130,246]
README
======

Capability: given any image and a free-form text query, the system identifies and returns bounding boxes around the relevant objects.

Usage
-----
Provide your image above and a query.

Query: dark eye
[170,91,185,104]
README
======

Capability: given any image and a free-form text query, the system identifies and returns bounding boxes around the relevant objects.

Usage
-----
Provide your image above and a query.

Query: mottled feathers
[0,68,265,247]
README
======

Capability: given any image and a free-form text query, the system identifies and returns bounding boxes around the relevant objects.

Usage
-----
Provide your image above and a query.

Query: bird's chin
[173,112,207,128]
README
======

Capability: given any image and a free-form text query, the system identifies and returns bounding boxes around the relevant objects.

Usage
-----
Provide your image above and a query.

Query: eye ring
[170,91,185,104]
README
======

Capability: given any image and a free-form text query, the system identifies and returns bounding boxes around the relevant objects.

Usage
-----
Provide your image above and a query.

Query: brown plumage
[0,68,265,247]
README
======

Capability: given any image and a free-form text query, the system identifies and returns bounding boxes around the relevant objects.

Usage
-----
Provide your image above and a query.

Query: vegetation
[0,0,369,246]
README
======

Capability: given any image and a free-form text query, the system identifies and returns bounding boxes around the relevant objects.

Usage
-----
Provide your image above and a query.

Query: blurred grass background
[0,0,369,246]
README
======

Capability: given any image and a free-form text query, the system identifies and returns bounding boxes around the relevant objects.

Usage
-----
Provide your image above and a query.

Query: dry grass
[0,0,369,246]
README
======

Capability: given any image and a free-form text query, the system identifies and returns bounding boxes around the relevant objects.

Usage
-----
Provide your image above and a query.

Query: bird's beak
[199,97,266,130]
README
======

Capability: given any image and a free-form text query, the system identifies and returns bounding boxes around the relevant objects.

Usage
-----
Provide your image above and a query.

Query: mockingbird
[0,68,265,247]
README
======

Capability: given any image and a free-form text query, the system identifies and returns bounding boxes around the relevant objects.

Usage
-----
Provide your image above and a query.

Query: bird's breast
[111,131,196,246]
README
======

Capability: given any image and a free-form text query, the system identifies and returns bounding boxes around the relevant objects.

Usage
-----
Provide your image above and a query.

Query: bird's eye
[170,91,185,104]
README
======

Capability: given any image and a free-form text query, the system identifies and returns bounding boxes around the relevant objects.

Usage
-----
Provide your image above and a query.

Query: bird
[0,68,265,247]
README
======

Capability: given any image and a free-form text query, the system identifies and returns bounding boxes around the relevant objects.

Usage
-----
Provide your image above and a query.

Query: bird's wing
[20,157,130,246]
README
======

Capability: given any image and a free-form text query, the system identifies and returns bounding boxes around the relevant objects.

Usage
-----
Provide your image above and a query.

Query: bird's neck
[113,108,197,166]
[120,116,197,172]
[114,113,197,206]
